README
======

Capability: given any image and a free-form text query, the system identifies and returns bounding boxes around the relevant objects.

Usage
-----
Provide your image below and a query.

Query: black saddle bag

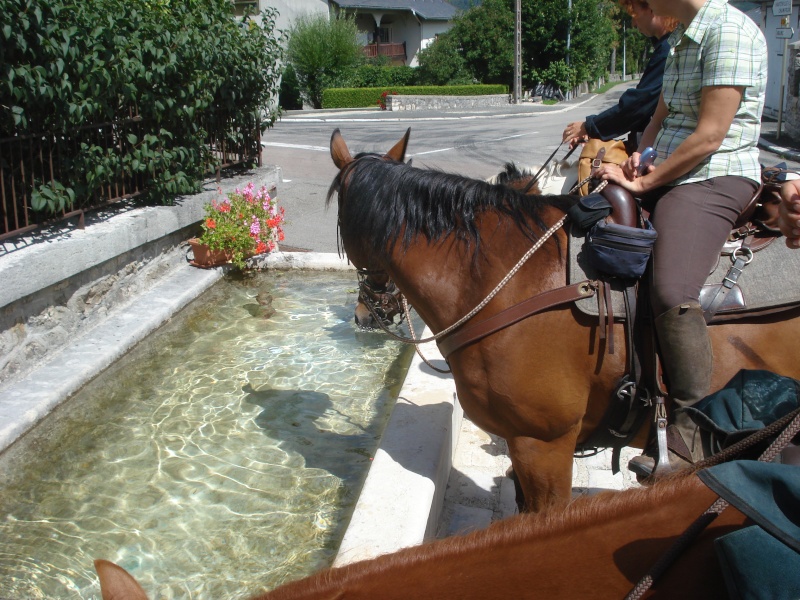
[585,218,657,280]
[569,193,658,280]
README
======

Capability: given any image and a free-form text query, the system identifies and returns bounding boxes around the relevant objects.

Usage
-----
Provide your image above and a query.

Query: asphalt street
[261,81,800,253]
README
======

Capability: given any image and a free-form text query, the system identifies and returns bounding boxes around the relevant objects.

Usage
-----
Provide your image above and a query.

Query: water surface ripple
[0,271,414,599]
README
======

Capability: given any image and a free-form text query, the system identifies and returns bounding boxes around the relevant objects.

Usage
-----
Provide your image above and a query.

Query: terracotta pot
[187,238,236,268]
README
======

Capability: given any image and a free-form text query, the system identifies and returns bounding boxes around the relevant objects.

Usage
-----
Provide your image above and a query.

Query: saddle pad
[568,224,800,318]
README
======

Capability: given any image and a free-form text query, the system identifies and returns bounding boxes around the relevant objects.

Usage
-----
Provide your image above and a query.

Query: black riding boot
[629,302,712,478]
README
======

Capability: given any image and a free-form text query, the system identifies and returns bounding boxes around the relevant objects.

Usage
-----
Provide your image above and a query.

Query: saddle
[572,167,800,467]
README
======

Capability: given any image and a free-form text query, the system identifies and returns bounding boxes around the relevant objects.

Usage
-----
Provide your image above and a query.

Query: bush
[279,63,304,110]
[416,34,473,85]
[286,13,363,109]
[0,0,284,212]
[322,85,508,109]
[531,60,575,96]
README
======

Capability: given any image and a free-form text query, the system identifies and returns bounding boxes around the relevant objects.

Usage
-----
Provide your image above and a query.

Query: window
[377,27,391,44]
[232,0,258,17]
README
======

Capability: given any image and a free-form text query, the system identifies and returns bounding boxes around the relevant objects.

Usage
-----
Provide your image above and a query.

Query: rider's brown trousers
[643,175,759,317]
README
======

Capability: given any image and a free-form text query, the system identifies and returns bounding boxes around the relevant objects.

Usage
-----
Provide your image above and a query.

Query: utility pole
[566,0,572,66]
[622,20,626,80]
[514,0,522,103]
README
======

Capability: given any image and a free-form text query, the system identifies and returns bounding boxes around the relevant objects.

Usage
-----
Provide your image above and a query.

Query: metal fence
[0,115,261,241]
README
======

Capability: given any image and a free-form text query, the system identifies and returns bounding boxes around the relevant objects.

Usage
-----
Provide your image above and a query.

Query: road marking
[263,133,539,157]
[262,141,328,152]
[410,133,537,156]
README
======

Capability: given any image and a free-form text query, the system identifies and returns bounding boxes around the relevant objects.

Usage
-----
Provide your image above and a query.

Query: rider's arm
[639,86,743,190]
[586,37,670,142]
[602,86,744,193]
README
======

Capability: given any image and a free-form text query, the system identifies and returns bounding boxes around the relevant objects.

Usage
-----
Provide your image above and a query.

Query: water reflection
[0,271,415,599]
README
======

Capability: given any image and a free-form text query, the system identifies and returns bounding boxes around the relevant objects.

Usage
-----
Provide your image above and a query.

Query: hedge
[322,84,508,109]
[344,65,418,88]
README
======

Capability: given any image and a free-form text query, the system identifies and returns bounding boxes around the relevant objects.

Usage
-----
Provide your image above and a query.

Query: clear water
[0,271,415,599]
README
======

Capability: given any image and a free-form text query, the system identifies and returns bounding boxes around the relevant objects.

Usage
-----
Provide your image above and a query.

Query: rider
[562,0,677,152]
[596,0,768,477]
[780,179,800,248]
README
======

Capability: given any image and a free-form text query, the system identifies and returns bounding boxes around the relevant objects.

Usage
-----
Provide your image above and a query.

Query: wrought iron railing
[0,115,261,241]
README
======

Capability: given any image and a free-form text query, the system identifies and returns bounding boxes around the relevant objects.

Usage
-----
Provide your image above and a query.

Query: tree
[286,13,363,109]
[449,0,514,85]
[510,0,616,91]
[416,33,473,85]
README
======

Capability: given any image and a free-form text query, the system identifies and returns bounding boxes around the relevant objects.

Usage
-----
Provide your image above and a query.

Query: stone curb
[0,167,281,311]
[758,136,800,163]
[0,261,223,453]
[334,333,460,566]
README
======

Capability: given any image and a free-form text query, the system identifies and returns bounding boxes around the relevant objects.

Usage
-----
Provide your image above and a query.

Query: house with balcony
[329,0,459,66]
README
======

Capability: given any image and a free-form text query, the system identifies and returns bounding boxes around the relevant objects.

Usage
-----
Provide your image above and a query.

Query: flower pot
[187,238,236,268]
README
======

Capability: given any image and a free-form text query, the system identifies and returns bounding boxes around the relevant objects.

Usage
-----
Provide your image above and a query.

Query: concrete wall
[257,0,330,33]
[386,94,511,111]
[0,167,280,388]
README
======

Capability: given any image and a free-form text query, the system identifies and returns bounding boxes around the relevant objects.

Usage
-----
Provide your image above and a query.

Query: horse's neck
[385,211,570,334]
[260,475,742,600]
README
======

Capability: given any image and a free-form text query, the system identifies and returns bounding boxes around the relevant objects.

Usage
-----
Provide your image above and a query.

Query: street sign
[777,27,795,38]
[773,0,792,16]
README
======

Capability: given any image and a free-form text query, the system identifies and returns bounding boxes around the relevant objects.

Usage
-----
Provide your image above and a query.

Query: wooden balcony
[362,42,407,62]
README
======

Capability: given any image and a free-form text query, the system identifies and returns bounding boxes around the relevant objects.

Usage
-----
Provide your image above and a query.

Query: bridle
[356,268,405,327]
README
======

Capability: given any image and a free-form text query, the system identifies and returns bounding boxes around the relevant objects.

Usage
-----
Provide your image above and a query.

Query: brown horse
[329,128,800,512]
[95,471,749,599]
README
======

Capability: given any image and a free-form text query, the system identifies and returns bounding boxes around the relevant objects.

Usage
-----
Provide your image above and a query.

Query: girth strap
[436,281,598,359]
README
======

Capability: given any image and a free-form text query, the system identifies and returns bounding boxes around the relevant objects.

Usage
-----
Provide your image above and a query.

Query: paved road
[262,82,800,253]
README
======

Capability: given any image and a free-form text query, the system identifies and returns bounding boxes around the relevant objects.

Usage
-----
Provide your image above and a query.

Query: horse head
[329,128,411,329]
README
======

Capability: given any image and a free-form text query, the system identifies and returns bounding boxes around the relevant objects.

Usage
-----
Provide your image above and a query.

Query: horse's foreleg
[506,427,579,513]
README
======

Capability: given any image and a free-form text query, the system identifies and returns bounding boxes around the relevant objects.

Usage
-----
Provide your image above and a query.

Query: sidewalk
[759,117,800,164]
[436,413,641,538]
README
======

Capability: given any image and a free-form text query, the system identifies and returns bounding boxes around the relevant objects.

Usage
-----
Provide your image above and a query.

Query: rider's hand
[562,122,588,149]
[625,151,655,179]
[595,162,648,195]
[780,179,800,248]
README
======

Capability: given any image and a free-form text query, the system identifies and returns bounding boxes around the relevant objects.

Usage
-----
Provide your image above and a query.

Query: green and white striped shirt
[655,0,767,185]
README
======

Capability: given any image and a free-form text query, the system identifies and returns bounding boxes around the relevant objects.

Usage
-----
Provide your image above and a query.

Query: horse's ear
[385,127,411,163]
[95,559,150,600]
[330,128,353,169]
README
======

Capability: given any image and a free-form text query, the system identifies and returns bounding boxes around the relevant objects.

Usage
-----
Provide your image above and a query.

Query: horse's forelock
[335,159,576,261]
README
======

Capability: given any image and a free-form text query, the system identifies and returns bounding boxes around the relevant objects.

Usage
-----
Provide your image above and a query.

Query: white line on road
[261,141,328,152]
[410,133,537,156]
[262,132,540,157]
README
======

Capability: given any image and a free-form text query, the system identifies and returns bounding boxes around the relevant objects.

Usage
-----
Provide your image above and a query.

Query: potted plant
[189,183,285,269]
[378,90,398,110]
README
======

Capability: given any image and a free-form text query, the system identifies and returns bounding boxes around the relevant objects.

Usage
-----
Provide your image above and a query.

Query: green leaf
[126,133,138,145]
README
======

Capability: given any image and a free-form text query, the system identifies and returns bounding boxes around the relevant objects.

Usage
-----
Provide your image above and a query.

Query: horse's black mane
[327,155,577,261]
